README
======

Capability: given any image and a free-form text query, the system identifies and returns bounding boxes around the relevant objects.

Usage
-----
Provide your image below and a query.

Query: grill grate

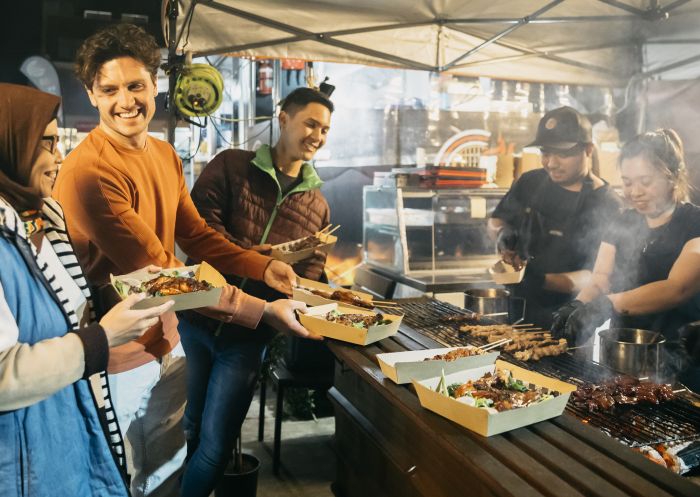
[389,297,700,448]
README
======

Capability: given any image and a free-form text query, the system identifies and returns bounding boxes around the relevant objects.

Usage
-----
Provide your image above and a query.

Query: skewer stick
[512,323,535,328]
[480,338,512,352]
[318,224,333,234]
[566,344,593,351]
[325,225,341,237]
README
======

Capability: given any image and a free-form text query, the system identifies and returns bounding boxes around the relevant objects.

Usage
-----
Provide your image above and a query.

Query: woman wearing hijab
[551,129,700,389]
[0,83,174,496]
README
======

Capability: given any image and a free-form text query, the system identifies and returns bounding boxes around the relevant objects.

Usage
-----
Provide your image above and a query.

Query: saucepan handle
[509,297,527,325]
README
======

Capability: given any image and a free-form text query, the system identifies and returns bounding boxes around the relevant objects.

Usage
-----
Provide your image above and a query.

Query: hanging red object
[281,58,305,71]
[257,61,273,95]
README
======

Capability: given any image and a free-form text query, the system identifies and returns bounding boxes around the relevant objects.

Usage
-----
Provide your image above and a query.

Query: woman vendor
[551,129,700,390]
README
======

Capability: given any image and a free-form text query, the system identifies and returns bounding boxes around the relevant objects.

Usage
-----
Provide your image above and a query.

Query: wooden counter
[327,325,699,497]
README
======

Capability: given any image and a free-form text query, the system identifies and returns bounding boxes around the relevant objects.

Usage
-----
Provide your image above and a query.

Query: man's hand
[496,226,524,270]
[263,260,297,296]
[262,299,322,340]
[563,295,614,346]
[550,300,584,338]
[292,250,327,281]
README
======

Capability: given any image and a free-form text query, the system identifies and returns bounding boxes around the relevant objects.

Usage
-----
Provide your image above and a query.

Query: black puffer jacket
[183,145,330,338]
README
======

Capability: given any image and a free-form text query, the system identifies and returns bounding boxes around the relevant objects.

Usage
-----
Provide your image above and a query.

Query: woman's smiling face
[620,154,675,217]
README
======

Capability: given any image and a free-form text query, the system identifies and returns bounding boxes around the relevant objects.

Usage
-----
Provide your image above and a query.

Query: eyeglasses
[41,135,60,155]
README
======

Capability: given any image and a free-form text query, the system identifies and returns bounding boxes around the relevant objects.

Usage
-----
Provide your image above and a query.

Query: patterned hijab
[0,83,61,212]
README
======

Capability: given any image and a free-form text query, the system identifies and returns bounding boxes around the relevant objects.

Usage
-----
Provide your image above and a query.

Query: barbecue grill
[380,297,700,450]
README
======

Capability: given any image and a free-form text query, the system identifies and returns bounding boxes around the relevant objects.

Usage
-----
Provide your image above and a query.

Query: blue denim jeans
[178,316,268,497]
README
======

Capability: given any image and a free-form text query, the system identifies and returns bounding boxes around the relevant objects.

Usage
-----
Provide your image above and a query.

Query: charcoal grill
[383,297,700,449]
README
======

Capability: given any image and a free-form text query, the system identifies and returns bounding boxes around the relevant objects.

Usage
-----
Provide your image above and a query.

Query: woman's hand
[99,294,174,347]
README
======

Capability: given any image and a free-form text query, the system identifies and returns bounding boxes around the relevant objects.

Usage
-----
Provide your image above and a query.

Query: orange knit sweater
[54,127,270,373]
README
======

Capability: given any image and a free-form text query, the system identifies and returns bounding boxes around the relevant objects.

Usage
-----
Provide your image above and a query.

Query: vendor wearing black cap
[487,106,622,328]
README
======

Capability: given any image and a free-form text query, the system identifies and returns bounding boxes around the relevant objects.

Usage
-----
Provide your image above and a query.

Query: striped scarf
[0,197,128,475]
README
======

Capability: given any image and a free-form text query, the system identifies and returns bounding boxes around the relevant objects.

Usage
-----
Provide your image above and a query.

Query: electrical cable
[178,115,206,161]
[209,111,272,148]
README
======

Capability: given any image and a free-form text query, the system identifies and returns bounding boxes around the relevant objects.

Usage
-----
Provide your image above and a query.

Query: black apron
[510,176,594,328]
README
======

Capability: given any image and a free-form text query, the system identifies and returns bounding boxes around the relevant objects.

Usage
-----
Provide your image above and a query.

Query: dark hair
[280,87,334,115]
[75,23,161,89]
[619,128,688,202]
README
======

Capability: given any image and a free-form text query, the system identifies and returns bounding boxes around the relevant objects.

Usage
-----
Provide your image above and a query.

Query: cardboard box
[377,347,499,384]
[298,303,402,346]
[270,232,337,264]
[293,277,375,311]
[488,260,525,285]
[110,262,225,312]
[413,359,576,437]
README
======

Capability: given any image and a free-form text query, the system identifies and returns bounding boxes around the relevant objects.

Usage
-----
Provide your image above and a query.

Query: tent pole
[166,0,179,145]
[442,0,565,70]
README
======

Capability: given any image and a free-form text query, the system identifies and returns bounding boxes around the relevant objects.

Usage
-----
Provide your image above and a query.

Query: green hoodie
[250,144,324,245]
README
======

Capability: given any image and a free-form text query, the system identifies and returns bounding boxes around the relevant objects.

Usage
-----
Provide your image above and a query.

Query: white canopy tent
[161,0,700,87]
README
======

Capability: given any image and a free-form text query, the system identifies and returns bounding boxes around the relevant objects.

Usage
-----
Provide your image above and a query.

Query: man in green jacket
[179,87,333,496]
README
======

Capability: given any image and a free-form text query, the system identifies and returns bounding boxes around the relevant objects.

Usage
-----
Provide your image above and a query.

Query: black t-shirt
[492,169,622,325]
[603,202,700,334]
[275,167,303,195]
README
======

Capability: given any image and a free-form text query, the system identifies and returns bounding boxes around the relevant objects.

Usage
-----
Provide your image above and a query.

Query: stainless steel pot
[599,328,666,378]
[463,288,525,324]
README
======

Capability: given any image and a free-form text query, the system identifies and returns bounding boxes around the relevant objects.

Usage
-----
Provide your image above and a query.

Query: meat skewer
[458,324,569,361]
[570,376,676,412]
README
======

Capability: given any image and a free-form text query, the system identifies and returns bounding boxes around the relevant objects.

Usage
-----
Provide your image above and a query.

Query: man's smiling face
[87,56,157,149]
[279,102,332,162]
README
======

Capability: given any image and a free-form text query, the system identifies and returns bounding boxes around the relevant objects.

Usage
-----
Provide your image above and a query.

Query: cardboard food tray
[412,359,576,437]
[110,261,225,312]
[293,277,375,311]
[298,303,402,346]
[489,260,525,285]
[270,232,337,264]
[377,347,499,385]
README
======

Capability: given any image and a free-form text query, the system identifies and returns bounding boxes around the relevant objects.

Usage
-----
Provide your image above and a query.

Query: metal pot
[599,328,666,378]
[463,288,525,324]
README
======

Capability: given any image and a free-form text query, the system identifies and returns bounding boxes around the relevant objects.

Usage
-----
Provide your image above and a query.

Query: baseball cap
[527,106,592,150]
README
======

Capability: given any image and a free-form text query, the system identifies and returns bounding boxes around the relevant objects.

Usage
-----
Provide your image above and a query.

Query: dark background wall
[1,1,163,83]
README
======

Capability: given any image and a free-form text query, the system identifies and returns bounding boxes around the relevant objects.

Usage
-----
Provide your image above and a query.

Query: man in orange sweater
[53,23,315,497]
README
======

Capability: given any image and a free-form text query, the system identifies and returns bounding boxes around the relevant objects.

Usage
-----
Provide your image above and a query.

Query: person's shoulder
[508,168,546,194]
[202,149,256,178]
[678,202,700,225]
[517,168,548,184]
[216,148,256,170]
[589,177,623,206]
[146,134,181,160]
[61,129,103,169]
[603,208,639,241]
